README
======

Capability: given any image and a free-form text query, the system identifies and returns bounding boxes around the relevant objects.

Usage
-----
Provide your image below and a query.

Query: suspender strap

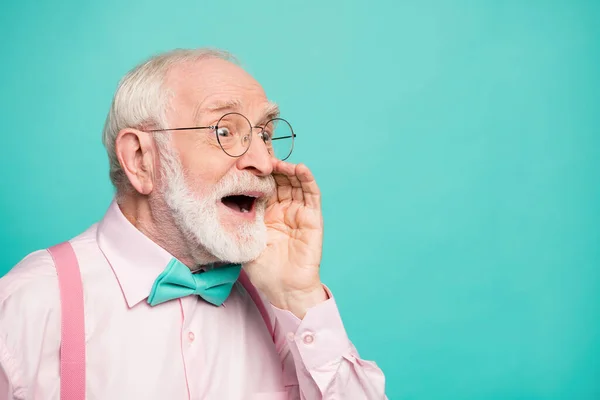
[47,242,86,400]
[238,270,275,340]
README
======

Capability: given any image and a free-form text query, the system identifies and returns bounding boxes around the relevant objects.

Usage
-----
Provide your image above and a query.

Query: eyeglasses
[148,112,296,161]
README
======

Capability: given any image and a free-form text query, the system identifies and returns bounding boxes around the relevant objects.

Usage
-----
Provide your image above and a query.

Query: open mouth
[220,194,258,214]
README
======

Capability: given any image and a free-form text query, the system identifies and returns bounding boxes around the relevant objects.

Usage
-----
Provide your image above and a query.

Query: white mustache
[212,171,276,201]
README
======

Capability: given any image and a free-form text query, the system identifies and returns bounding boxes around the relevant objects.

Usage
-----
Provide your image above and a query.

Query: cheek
[178,151,234,196]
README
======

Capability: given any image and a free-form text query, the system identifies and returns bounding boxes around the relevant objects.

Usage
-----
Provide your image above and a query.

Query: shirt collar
[97,200,173,308]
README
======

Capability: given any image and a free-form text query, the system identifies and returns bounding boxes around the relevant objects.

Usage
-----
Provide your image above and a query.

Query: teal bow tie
[147,258,242,307]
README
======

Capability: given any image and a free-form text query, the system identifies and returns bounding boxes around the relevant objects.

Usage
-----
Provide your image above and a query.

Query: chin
[214,236,266,264]
[190,218,267,264]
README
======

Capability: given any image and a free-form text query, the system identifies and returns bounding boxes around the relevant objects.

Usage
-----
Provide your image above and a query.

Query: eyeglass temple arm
[147,126,213,133]
[148,128,295,141]
[271,134,296,141]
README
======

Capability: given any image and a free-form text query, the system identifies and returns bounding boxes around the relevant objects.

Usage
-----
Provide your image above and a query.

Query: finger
[287,168,304,203]
[273,160,297,177]
[273,160,303,202]
[296,163,321,209]
[273,173,292,203]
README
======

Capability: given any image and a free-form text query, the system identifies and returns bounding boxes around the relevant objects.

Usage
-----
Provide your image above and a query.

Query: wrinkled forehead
[165,58,279,125]
[193,97,280,125]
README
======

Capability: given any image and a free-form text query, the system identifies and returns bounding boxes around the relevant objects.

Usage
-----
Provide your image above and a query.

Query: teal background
[1,0,598,398]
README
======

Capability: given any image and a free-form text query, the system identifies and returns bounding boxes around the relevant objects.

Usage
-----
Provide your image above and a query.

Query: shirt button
[286,332,295,342]
[188,332,195,342]
[302,332,315,345]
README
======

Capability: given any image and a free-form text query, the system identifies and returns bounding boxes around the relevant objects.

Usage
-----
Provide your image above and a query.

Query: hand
[243,160,327,318]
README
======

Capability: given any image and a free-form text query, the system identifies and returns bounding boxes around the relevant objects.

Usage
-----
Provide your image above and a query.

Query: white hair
[101,48,238,192]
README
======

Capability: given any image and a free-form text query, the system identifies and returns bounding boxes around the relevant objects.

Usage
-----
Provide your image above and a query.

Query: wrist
[269,285,328,319]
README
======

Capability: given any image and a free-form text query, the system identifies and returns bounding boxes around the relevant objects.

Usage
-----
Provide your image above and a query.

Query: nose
[235,129,274,176]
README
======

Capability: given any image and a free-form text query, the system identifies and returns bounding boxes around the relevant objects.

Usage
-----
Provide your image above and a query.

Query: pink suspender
[48,241,274,400]
[47,243,86,400]
[238,270,275,340]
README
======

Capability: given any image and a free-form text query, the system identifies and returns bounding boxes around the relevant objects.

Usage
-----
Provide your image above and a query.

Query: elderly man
[0,48,386,399]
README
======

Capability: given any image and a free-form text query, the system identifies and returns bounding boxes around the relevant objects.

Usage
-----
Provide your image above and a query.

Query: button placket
[178,299,192,398]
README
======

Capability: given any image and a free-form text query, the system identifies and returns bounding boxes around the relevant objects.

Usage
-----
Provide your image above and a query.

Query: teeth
[241,207,249,213]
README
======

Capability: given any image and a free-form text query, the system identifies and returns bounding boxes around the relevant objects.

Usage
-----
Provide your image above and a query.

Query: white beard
[158,144,275,264]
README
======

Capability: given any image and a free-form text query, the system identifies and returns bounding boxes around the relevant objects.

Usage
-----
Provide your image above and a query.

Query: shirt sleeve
[0,249,61,400]
[271,287,387,399]
[0,333,24,400]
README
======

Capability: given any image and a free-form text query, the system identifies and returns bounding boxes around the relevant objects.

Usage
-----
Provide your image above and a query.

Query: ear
[115,128,157,195]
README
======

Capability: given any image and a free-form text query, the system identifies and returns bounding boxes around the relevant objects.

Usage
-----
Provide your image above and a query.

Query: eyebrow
[261,101,280,124]
[194,99,280,126]
[205,98,243,114]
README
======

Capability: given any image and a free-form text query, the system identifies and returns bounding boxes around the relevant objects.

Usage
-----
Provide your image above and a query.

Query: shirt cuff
[271,286,351,370]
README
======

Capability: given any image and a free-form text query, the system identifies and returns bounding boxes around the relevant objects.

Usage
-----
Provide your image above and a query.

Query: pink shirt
[0,201,386,399]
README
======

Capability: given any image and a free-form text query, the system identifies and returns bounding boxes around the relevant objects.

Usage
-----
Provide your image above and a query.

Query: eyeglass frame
[146,112,296,161]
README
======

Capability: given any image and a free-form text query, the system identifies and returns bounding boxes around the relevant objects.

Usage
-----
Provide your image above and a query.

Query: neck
[117,192,216,268]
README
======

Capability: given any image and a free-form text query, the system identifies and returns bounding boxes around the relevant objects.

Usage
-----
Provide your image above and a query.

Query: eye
[259,130,272,144]
[217,127,232,137]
